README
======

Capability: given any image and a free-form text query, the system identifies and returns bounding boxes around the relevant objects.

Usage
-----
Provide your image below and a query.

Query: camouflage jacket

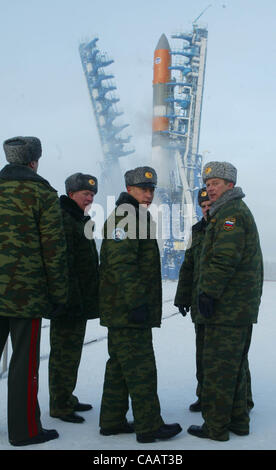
[0,164,68,318]
[99,192,162,328]
[174,218,206,323]
[199,187,263,325]
[59,195,99,319]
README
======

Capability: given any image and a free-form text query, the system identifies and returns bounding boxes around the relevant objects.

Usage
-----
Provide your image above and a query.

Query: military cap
[124,166,157,188]
[65,172,98,195]
[3,136,42,164]
[202,161,237,184]
[198,187,209,206]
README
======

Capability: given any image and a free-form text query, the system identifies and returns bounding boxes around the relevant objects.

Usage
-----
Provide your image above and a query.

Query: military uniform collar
[116,192,140,209]
[209,187,245,216]
[0,163,53,188]
[60,195,90,222]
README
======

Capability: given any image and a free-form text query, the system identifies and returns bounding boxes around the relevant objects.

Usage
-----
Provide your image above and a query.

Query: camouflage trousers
[100,328,164,434]
[49,317,87,416]
[201,324,253,441]
[194,324,254,410]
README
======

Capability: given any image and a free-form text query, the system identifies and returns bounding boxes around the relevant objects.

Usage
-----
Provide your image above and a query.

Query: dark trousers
[100,328,164,434]
[49,317,87,416]
[0,317,42,443]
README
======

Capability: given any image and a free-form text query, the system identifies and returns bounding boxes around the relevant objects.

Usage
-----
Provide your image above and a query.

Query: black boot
[189,399,201,412]
[100,421,135,436]
[74,402,93,412]
[10,428,59,447]
[187,424,229,441]
[187,425,209,438]
[137,423,182,443]
[53,412,85,423]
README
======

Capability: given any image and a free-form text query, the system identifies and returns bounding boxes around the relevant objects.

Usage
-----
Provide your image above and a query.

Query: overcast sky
[0,0,275,261]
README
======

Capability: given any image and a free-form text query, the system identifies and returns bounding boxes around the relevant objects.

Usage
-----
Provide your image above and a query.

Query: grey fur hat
[198,187,209,206]
[124,166,157,188]
[3,136,42,164]
[202,161,237,184]
[65,172,98,195]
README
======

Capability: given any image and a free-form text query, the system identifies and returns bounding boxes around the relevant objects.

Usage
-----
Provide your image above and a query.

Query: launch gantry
[79,38,135,195]
[168,25,208,221]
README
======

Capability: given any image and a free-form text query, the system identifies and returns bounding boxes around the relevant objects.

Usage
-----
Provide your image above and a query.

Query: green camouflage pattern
[201,325,252,441]
[99,192,162,328]
[49,317,87,416]
[0,164,68,318]
[174,218,206,323]
[99,328,164,434]
[58,195,99,319]
[199,197,263,325]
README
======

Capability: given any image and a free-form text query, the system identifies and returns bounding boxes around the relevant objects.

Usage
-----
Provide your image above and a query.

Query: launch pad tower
[152,24,208,279]
[79,38,135,197]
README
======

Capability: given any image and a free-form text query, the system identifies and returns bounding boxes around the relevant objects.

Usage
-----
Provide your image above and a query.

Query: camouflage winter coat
[0,164,68,318]
[59,195,99,319]
[198,187,263,325]
[174,218,206,323]
[99,192,162,328]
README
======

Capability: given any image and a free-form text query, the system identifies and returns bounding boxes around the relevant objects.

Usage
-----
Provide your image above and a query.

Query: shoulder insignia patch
[223,217,236,231]
[112,227,126,241]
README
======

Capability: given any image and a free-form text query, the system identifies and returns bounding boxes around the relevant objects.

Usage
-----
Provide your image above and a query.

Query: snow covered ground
[0,280,275,453]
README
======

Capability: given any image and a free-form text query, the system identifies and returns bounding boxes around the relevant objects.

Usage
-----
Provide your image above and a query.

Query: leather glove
[198,293,214,319]
[129,304,149,324]
[175,305,190,317]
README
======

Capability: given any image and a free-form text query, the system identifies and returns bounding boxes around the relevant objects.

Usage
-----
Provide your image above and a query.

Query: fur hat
[3,136,42,164]
[198,187,209,206]
[202,161,237,184]
[124,166,157,188]
[65,172,98,195]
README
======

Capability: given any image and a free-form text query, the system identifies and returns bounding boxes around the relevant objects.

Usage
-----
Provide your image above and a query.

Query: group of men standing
[0,135,263,447]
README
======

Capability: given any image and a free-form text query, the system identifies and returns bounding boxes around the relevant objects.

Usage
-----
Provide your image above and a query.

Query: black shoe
[137,423,182,443]
[74,402,93,412]
[229,427,249,436]
[10,428,59,447]
[100,422,135,436]
[189,399,201,412]
[187,424,229,441]
[187,424,209,439]
[53,412,85,423]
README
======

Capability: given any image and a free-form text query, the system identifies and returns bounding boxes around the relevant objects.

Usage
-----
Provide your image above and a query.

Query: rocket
[152,34,174,189]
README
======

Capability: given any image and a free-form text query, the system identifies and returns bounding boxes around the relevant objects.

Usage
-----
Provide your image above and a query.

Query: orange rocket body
[152,34,171,134]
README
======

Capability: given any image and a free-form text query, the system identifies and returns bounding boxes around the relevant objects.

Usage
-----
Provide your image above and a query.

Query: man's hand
[175,305,190,317]
[198,293,214,319]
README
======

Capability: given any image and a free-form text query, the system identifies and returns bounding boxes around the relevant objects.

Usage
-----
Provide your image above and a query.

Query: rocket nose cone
[155,33,171,51]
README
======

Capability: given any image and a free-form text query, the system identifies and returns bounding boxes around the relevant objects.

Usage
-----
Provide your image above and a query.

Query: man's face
[201,200,212,220]
[206,178,234,202]
[69,190,95,212]
[127,186,155,207]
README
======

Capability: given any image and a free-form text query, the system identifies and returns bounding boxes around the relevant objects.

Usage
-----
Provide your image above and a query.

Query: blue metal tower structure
[79,37,135,196]
[159,24,208,279]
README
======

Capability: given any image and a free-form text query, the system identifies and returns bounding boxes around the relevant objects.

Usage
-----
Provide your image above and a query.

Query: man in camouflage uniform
[99,166,182,443]
[188,161,263,441]
[174,188,211,412]
[49,173,99,423]
[0,136,68,446]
